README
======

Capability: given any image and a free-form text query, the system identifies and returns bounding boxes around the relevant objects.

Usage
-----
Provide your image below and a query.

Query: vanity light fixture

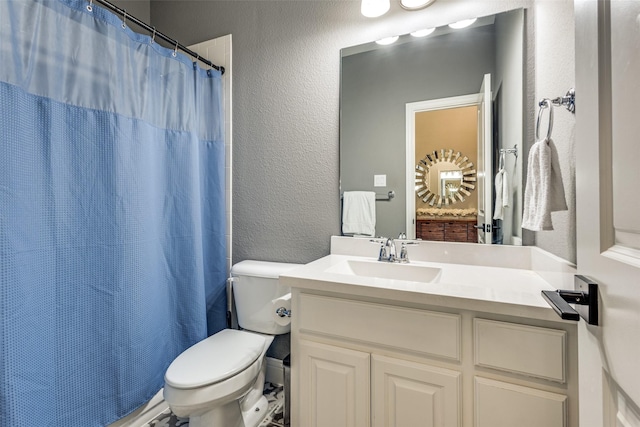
[361,0,390,18]
[410,27,436,37]
[448,18,478,29]
[362,0,435,18]
[375,35,400,45]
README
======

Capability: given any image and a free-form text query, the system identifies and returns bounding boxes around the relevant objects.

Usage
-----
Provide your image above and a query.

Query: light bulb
[400,0,436,11]
[361,0,390,18]
[375,36,399,45]
[448,18,477,29]
[410,28,436,37]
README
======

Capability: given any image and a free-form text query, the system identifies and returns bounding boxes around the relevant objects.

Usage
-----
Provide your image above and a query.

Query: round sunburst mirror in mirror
[415,149,477,207]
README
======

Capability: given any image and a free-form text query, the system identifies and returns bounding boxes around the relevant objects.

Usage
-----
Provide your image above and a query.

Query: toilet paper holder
[275,307,291,318]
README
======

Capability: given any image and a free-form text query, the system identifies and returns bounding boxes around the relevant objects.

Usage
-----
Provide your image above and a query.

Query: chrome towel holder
[536,88,575,141]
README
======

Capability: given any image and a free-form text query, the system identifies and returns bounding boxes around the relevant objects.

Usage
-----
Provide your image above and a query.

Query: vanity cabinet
[292,292,577,427]
[416,219,477,243]
[298,340,461,427]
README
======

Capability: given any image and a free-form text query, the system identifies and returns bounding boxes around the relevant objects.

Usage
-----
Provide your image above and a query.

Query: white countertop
[279,237,577,323]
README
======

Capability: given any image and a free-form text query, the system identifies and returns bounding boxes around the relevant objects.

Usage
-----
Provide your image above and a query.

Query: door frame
[405,94,482,239]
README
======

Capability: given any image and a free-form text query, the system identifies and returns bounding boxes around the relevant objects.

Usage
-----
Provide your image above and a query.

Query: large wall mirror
[340,9,525,245]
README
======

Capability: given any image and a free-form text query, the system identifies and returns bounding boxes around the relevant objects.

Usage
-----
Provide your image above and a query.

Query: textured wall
[109,0,150,23]
[149,0,577,264]
[533,0,576,263]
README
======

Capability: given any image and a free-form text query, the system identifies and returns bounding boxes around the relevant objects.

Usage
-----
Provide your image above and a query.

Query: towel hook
[536,99,554,141]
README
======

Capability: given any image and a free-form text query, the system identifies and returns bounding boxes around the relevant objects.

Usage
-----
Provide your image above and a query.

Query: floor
[144,383,285,427]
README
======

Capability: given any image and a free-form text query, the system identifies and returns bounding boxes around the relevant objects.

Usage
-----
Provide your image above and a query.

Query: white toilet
[163,260,300,427]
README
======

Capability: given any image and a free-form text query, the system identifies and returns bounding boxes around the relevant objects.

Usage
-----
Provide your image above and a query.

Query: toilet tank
[230,260,302,335]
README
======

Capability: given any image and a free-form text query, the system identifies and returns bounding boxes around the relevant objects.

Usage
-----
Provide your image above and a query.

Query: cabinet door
[372,354,461,427]
[299,340,370,427]
[475,377,567,427]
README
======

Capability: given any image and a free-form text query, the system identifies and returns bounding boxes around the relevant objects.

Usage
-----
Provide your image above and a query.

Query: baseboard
[107,389,168,427]
[265,356,284,386]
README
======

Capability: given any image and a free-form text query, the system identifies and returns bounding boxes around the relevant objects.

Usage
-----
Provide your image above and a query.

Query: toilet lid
[164,329,266,389]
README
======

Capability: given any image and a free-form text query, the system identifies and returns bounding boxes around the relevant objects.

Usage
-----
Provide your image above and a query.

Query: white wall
[533,0,576,263]
[150,0,577,264]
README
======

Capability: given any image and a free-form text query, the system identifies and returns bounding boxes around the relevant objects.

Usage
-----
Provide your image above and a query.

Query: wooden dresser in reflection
[416,218,478,243]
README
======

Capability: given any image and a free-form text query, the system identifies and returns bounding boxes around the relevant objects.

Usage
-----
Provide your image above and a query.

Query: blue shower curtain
[0,1,227,425]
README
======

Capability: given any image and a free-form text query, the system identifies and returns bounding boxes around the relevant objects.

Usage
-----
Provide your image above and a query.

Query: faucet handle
[398,241,418,263]
[370,238,388,261]
[379,244,388,261]
[398,243,409,263]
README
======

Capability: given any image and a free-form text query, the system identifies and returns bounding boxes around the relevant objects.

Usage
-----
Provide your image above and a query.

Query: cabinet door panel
[475,377,567,427]
[299,340,370,427]
[474,318,566,382]
[372,355,461,427]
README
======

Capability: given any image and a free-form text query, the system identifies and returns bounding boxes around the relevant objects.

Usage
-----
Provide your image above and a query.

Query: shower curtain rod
[88,0,225,74]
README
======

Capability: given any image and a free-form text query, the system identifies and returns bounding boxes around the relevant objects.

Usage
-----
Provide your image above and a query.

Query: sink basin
[325,259,442,283]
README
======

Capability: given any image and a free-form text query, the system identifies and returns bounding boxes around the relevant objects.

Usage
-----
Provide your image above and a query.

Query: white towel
[493,168,509,220]
[522,138,567,231]
[342,191,376,236]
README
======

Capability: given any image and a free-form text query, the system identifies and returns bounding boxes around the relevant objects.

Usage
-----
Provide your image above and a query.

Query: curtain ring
[536,99,554,142]
[86,0,93,12]
[121,11,127,29]
[172,41,178,57]
[151,27,156,44]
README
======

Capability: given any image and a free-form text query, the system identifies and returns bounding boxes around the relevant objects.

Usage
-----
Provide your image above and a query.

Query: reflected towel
[342,191,376,236]
[522,138,567,231]
[493,168,509,220]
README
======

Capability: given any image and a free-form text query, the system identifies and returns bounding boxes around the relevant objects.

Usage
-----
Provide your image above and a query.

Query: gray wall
[109,0,150,23]
[340,27,496,239]
[150,0,577,264]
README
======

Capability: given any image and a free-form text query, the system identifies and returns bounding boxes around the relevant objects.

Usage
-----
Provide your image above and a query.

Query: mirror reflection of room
[414,106,479,243]
[340,9,524,245]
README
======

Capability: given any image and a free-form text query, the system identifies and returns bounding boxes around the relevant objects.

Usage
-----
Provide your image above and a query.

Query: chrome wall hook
[550,88,575,113]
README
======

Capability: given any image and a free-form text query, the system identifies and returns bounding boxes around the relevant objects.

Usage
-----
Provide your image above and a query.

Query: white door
[575,1,640,426]
[476,73,493,244]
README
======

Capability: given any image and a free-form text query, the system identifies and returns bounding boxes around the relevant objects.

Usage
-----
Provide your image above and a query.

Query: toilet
[163,260,301,427]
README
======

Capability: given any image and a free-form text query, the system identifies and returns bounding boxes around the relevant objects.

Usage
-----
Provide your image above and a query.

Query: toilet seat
[165,329,266,389]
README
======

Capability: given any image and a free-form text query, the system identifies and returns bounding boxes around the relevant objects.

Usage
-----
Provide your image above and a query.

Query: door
[575,1,640,426]
[405,94,482,240]
[476,73,493,244]
[298,340,370,427]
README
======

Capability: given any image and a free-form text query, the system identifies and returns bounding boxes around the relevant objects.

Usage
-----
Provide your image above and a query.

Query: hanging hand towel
[522,138,567,231]
[342,191,376,236]
[493,168,510,220]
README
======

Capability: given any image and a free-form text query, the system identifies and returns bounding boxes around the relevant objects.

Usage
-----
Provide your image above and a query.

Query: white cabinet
[292,292,577,427]
[297,340,460,427]
[372,355,461,427]
[298,340,370,427]
[474,377,567,427]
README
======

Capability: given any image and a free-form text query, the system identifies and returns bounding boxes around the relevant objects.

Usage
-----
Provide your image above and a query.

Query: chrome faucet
[379,238,397,262]
[373,233,415,263]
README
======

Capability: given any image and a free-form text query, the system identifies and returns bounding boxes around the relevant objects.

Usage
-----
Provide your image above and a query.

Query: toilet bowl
[163,260,301,427]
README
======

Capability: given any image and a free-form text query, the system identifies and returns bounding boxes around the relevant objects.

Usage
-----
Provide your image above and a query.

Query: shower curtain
[0,1,227,425]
